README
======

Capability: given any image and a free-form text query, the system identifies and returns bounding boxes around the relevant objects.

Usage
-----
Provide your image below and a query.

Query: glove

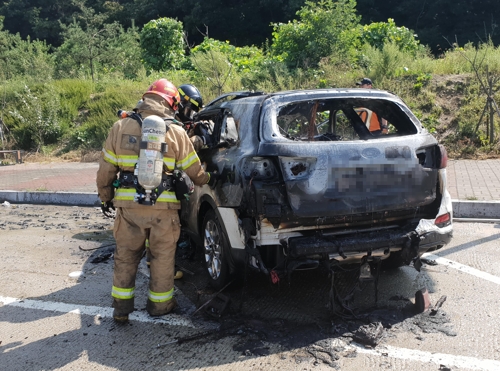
[173,170,194,201]
[194,122,212,147]
[207,172,221,188]
[101,201,115,218]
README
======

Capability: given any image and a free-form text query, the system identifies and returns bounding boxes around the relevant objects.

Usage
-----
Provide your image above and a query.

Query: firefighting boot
[112,299,134,323]
[146,298,178,317]
[113,309,129,323]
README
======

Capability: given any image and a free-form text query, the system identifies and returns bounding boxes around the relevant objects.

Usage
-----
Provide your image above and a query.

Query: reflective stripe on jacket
[96,95,210,209]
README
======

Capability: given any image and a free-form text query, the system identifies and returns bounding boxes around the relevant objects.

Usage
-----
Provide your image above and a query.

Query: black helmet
[177,84,203,122]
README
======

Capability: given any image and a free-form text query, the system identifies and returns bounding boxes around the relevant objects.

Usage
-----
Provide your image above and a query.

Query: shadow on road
[0,205,454,370]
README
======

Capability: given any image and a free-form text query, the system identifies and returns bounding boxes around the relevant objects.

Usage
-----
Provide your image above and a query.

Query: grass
[3,40,500,159]
[465,196,478,200]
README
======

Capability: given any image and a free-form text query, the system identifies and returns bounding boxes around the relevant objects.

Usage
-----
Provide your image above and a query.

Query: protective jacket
[97,93,210,318]
[96,94,209,208]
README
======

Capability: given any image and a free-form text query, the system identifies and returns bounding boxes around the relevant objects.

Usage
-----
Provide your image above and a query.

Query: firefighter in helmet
[177,84,212,152]
[96,78,219,323]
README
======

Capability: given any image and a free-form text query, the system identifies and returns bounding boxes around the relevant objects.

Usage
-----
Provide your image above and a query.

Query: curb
[1,192,498,219]
[0,191,100,207]
[452,200,500,219]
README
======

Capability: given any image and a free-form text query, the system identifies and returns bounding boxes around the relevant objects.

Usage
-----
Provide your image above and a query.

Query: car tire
[201,209,232,290]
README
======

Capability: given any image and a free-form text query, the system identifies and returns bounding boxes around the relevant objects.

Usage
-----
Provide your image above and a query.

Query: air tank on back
[136,115,166,204]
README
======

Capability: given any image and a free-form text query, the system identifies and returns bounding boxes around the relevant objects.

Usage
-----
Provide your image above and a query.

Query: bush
[190,38,265,74]
[7,84,62,151]
[359,18,423,55]
[270,0,360,69]
[140,18,186,72]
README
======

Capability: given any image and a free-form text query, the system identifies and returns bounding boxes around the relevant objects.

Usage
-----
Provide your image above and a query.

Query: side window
[274,98,417,141]
[195,109,223,146]
[220,114,239,145]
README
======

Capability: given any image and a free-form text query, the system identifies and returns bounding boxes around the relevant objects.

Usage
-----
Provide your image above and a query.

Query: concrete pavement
[0,161,101,206]
[0,159,499,217]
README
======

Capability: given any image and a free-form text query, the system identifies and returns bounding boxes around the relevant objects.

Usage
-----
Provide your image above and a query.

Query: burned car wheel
[201,210,231,290]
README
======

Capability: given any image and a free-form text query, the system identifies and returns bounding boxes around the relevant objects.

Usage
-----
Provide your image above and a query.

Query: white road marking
[353,343,500,371]
[2,253,500,368]
[422,253,500,285]
[0,295,196,328]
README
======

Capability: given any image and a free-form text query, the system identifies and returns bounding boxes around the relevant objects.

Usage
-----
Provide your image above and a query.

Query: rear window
[275,98,418,141]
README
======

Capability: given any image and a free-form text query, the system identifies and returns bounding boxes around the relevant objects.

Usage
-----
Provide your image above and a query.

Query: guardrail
[0,150,24,164]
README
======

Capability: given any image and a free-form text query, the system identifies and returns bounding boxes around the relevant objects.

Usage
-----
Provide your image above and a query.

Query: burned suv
[181,88,453,290]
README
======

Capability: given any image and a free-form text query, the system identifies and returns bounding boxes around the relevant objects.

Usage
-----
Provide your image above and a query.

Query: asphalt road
[1,203,500,371]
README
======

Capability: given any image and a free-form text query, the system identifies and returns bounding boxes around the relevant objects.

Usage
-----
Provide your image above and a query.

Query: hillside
[430,74,500,159]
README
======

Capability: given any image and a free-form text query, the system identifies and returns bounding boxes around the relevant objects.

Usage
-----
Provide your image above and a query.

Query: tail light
[435,212,451,227]
[279,157,317,181]
[416,144,448,169]
[437,144,448,169]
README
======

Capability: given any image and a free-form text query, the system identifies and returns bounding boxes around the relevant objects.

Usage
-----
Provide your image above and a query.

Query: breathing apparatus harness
[114,110,194,205]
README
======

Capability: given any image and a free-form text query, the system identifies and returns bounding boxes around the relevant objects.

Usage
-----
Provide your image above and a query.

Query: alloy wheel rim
[204,219,221,279]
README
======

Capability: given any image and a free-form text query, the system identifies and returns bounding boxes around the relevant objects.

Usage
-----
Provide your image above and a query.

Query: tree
[9,37,54,81]
[0,17,54,81]
[140,17,186,73]
[190,49,234,96]
[357,0,500,54]
[55,0,121,81]
[100,24,143,80]
[270,0,360,68]
[0,16,18,80]
[0,0,80,47]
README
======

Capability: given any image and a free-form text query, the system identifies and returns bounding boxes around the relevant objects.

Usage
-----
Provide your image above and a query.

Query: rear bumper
[285,224,452,260]
[418,229,453,251]
[283,168,454,262]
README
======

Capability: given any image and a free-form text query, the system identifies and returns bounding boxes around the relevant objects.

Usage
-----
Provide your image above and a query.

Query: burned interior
[274,98,418,141]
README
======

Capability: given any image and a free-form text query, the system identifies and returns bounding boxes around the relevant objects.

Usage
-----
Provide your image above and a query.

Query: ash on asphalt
[1,203,457,364]
[172,236,457,355]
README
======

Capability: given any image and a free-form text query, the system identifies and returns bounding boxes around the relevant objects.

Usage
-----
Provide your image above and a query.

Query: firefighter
[177,84,212,151]
[96,78,219,323]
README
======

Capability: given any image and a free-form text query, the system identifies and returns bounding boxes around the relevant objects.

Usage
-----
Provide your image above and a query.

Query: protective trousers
[111,207,181,316]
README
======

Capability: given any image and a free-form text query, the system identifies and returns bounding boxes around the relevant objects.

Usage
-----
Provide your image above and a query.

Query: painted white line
[0,296,195,328]
[353,343,500,371]
[2,296,499,369]
[422,253,500,285]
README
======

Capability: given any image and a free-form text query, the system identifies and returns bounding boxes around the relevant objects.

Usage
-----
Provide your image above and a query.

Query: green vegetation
[140,18,186,73]
[1,1,500,160]
[270,0,360,68]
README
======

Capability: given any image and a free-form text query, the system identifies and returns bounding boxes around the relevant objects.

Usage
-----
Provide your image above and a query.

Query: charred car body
[181,88,453,291]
